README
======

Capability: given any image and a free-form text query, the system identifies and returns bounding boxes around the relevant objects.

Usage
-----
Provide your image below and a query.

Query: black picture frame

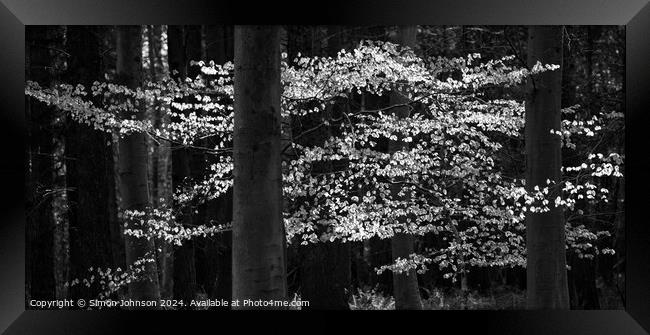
[1,0,648,334]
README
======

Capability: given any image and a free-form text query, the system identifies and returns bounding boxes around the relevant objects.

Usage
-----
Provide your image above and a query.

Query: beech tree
[144,25,174,301]
[115,25,162,304]
[525,25,569,309]
[25,25,624,310]
[231,25,288,308]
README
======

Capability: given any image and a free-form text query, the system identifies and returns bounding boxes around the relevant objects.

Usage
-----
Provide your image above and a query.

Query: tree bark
[145,25,174,300]
[198,25,234,307]
[116,25,161,304]
[388,25,423,310]
[564,26,600,309]
[525,26,569,309]
[232,25,287,308]
[167,25,202,305]
[204,189,233,306]
[64,26,117,302]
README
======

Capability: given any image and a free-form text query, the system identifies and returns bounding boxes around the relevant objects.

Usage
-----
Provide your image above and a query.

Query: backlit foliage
[25,40,623,294]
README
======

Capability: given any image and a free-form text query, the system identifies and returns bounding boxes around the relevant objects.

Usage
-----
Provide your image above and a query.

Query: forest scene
[25,25,625,310]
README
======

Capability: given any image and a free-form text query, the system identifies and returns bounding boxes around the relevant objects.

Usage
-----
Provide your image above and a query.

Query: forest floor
[348,283,624,310]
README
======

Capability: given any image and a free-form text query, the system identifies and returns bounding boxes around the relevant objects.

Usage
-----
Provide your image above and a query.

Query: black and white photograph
[23,24,627,311]
[1,0,649,333]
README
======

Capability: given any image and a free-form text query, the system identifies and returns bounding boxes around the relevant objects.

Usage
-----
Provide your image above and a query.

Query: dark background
[1,0,649,334]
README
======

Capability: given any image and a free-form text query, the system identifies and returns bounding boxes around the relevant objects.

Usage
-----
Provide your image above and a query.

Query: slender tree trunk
[51,117,70,302]
[565,26,600,309]
[200,25,234,306]
[205,189,233,305]
[171,147,197,304]
[232,25,287,308]
[167,25,201,305]
[47,27,71,302]
[525,26,569,309]
[116,26,161,304]
[185,26,205,303]
[100,27,128,300]
[145,25,174,300]
[612,27,626,306]
[613,174,625,305]
[387,25,423,310]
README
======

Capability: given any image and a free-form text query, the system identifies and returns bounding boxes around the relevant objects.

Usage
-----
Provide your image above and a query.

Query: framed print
[1,0,649,334]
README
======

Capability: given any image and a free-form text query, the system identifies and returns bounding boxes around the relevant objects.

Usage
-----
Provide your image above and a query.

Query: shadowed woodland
[25,25,625,310]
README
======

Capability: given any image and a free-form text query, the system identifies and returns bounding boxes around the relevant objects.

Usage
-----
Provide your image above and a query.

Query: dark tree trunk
[49,30,71,302]
[359,88,393,292]
[388,25,423,310]
[199,25,234,307]
[561,27,577,109]
[612,174,625,306]
[170,145,197,304]
[203,189,233,306]
[232,25,287,308]
[145,25,174,300]
[355,26,395,293]
[203,25,234,65]
[104,28,128,298]
[167,25,201,304]
[299,242,351,309]
[25,26,65,303]
[185,26,206,304]
[613,28,625,293]
[564,26,600,310]
[525,25,569,309]
[568,253,600,309]
[365,237,393,291]
[296,25,352,310]
[64,26,117,301]
[116,25,161,304]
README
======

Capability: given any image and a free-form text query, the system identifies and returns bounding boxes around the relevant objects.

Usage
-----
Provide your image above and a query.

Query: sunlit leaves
[25,40,623,284]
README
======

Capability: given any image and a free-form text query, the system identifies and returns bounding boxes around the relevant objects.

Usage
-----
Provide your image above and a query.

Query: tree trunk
[199,25,234,307]
[565,26,600,310]
[300,242,351,309]
[205,189,233,306]
[359,79,394,292]
[116,25,161,304]
[167,25,202,305]
[103,28,128,299]
[232,25,287,308]
[145,25,174,301]
[203,25,234,65]
[388,25,423,311]
[171,145,197,304]
[65,26,117,302]
[25,25,64,303]
[525,26,569,309]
